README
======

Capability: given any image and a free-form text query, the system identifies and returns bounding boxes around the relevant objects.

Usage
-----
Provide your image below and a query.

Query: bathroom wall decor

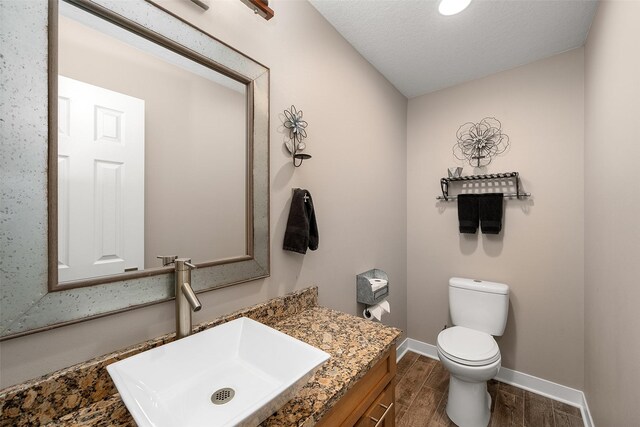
[189,0,209,10]
[239,0,274,20]
[189,0,274,19]
[283,105,312,167]
[453,117,510,167]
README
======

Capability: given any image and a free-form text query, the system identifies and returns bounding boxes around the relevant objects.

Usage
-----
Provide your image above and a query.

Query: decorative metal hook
[293,153,312,167]
[283,105,312,167]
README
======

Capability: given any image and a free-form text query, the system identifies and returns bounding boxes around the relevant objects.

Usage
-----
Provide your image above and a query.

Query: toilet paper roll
[368,278,388,292]
[363,299,391,321]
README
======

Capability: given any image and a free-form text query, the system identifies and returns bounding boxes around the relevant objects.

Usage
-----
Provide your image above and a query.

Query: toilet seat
[437,326,500,366]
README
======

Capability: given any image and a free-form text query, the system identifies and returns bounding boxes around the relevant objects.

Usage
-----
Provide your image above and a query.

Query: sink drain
[211,387,235,405]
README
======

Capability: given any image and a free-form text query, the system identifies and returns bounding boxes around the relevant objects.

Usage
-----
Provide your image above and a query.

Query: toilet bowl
[437,326,501,427]
[438,278,509,427]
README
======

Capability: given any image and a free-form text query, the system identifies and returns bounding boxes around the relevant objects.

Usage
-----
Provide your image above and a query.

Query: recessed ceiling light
[439,0,472,16]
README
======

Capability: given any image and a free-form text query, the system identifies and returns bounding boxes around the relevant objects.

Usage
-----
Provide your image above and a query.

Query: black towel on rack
[457,194,479,234]
[283,189,319,254]
[479,193,504,234]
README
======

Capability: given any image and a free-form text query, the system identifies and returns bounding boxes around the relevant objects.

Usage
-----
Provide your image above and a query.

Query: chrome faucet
[157,256,202,339]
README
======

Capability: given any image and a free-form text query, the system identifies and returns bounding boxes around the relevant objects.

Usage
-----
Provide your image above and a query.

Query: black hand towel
[457,194,479,234]
[479,193,504,234]
[283,189,319,254]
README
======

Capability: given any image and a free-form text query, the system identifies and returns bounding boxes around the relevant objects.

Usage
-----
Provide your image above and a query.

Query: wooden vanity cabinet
[317,346,396,427]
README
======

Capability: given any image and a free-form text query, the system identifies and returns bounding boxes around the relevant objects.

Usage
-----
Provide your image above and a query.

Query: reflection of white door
[58,76,144,282]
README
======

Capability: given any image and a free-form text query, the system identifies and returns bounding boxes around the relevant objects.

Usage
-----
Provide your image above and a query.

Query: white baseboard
[579,392,596,427]
[399,338,594,427]
[404,337,439,359]
[396,338,409,363]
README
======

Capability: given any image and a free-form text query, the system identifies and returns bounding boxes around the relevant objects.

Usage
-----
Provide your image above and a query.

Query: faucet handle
[174,258,197,270]
[157,255,178,266]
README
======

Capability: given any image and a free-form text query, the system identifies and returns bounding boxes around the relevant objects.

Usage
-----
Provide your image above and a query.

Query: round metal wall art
[453,117,509,167]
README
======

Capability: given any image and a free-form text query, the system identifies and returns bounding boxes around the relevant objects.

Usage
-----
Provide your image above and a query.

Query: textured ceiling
[309,0,598,98]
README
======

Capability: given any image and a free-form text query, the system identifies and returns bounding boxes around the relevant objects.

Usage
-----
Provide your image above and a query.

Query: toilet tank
[449,277,509,336]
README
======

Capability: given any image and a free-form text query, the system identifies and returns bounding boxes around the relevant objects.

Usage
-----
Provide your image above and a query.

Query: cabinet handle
[369,402,394,427]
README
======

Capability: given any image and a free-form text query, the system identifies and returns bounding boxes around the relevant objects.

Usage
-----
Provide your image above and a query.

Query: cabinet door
[356,382,395,427]
[316,346,396,427]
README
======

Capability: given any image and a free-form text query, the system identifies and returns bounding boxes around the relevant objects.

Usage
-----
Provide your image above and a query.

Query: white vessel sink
[107,317,330,427]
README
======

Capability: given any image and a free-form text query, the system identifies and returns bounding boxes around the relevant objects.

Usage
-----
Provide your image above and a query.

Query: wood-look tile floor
[396,351,584,427]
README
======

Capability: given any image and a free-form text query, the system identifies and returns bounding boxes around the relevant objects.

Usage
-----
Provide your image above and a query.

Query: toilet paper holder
[356,269,389,306]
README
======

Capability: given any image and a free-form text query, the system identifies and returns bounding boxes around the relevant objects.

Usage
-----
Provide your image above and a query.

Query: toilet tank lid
[449,277,509,295]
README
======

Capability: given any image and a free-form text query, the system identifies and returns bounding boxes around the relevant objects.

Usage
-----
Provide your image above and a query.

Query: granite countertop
[1,287,401,426]
[262,306,400,426]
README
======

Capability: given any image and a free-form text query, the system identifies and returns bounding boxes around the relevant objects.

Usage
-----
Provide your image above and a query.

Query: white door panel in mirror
[58,3,247,283]
[57,76,144,282]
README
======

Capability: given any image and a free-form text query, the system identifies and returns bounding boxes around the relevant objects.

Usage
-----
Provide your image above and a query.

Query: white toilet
[436,277,509,427]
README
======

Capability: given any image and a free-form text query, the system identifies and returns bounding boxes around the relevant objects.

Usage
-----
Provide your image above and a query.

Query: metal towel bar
[437,171,531,201]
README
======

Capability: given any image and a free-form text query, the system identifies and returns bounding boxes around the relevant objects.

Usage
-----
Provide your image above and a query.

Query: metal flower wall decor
[284,105,308,153]
[453,117,510,167]
[283,105,311,167]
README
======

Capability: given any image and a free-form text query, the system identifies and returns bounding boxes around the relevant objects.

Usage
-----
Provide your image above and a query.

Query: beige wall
[407,49,585,388]
[584,1,640,424]
[58,15,247,268]
[0,0,407,387]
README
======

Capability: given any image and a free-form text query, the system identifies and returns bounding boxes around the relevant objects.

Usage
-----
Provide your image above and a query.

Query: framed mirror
[0,0,269,339]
